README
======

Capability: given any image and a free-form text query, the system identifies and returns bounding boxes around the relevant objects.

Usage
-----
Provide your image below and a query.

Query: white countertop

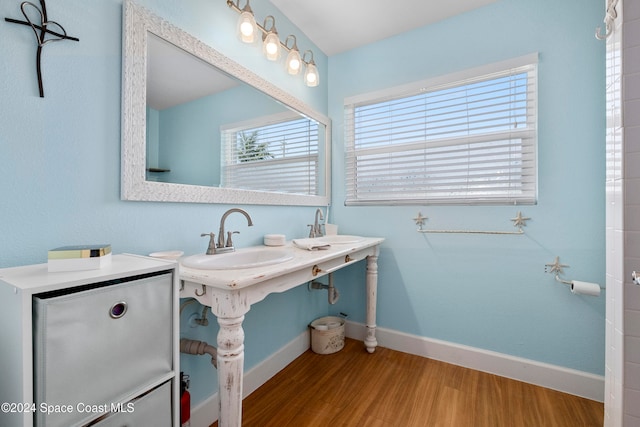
[0,254,177,294]
[179,237,384,290]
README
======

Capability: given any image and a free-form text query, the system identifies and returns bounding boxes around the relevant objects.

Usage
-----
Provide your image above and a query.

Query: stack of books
[47,244,112,272]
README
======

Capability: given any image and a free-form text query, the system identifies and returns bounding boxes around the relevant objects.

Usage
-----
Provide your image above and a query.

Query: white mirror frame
[121,0,331,205]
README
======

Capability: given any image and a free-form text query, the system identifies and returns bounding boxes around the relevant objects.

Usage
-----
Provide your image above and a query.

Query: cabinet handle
[109,301,128,319]
[311,265,322,276]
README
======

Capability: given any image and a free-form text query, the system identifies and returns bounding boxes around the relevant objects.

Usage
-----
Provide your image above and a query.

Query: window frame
[221,111,320,196]
[344,53,538,206]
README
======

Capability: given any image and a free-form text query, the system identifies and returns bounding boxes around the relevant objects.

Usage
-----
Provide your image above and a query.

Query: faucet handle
[308,224,315,238]
[200,232,216,255]
[226,231,240,247]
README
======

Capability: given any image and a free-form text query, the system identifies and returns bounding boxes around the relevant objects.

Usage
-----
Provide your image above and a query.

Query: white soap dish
[264,234,286,246]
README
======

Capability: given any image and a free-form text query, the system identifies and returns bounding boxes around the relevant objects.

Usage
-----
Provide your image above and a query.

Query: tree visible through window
[237,131,273,163]
[222,116,319,195]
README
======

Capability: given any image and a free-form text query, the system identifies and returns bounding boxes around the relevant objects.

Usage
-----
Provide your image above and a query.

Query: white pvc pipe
[328,273,339,305]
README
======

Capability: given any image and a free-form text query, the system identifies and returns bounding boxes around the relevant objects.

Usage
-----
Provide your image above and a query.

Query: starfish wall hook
[413,212,427,230]
[545,256,569,275]
[511,211,531,230]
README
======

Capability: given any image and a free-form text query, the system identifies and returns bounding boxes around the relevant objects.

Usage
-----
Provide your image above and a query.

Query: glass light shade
[286,49,302,75]
[304,62,319,87]
[237,11,257,43]
[263,32,280,61]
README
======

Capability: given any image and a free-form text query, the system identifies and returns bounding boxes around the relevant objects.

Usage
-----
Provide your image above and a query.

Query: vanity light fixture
[236,0,257,43]
[284,35,301,75]
[303,50,319,87]
[261,16,280,61]
[226,0,320,87]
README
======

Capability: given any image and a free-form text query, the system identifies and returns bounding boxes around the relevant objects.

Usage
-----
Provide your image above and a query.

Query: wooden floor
[212,338,604,427]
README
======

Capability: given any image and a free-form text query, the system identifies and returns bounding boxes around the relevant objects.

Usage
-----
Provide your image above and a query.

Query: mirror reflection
[145,33,324,196]
[121,0,330,206]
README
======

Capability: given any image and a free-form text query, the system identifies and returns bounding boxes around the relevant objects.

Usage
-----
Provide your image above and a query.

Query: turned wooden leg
[216,315,245,427]
[365,251,379,353]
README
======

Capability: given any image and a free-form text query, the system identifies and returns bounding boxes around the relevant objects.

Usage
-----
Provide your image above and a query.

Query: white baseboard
[191,321,604,426]
[344,321,604,403]
[190,330,311,427]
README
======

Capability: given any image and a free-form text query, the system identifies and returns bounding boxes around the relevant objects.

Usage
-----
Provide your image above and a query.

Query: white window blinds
[344,57,537,205]
[221,116,319,195]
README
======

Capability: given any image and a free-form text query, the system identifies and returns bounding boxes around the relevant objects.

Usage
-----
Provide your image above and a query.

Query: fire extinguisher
[180,372,191,427]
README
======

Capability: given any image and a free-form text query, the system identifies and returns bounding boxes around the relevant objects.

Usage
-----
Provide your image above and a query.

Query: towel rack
[413,211,529,235]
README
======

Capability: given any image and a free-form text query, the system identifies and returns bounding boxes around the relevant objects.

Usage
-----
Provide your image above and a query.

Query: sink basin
[181,247,294,270]
[316,235,365,244]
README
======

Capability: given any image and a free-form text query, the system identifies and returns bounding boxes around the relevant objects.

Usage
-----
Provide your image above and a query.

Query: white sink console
[0,254,180,427]
[180,237,384,427]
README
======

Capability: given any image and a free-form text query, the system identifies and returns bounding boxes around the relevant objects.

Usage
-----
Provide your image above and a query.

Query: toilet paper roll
[570,280,601,297]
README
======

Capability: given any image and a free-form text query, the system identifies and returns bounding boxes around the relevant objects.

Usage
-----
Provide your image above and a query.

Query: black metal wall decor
[5,0,79,97]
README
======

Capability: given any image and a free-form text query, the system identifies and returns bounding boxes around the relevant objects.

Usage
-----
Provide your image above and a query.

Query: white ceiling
[268,0,498,56]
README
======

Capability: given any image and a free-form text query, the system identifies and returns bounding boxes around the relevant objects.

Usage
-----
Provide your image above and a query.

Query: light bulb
[305,63,319,87]
[286,49,301,75]
[266,41,278,55]
[306,72,317,84]
[263,32,280,61]
[237,11,256,43]
[240,20,253,37]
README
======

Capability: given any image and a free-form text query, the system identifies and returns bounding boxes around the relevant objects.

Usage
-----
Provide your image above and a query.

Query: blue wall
[0,0,604,409]
[0,0,328,406]
[330,0,606,376]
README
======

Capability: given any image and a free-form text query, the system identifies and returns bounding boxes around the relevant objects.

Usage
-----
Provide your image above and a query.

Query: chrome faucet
[217,208,253,253]
[200,208,254,255]
[308,208,325,238]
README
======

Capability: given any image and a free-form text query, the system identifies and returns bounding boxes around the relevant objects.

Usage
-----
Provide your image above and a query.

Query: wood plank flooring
[212,338,604,427]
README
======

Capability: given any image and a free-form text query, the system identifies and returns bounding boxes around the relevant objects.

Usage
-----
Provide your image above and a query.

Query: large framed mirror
[121,0,331,205]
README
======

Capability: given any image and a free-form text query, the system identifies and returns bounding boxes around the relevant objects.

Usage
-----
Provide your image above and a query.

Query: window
[344,54,537,205]
[221,113,319,195]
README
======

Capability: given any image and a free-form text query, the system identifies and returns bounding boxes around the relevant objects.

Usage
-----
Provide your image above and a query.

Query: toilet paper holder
[545,256,571,285]
[544,256,602,297]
